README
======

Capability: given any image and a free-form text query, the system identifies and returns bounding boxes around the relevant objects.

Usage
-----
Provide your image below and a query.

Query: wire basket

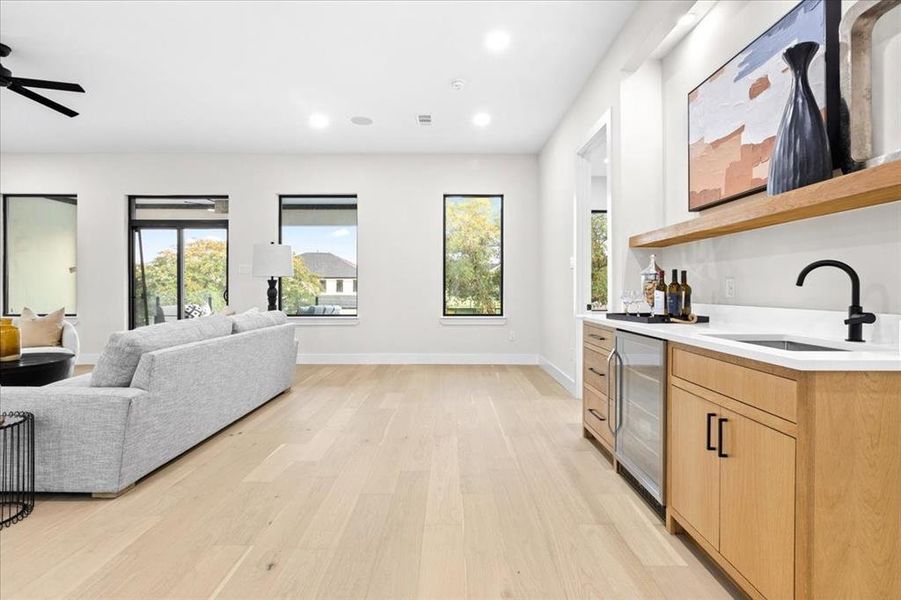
[1,411,35,528]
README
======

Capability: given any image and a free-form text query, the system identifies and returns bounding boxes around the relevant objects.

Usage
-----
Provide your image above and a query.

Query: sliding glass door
[128,197,229,329]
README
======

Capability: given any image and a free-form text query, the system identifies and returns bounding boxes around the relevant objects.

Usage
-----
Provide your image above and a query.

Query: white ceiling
[0,1,637,154]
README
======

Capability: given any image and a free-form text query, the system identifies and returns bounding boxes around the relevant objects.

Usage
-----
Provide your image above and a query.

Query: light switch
[238,264,251,275]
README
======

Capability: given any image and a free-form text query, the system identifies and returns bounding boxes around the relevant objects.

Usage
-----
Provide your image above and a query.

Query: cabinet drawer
[584,385,613,448]
[584,322,614,351]
[672,348,798,423]
[583,345,610,393]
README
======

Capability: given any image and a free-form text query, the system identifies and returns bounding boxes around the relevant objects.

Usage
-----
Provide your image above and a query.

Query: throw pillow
[231,310,288,333]
[91,314,233,387]
[18,307,65,347]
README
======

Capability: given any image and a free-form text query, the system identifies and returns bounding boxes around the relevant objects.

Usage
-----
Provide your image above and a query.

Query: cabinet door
[719,408,795,600]
[669,386,720,548]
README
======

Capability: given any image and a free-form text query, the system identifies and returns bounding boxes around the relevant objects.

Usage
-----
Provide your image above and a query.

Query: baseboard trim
[539,355,578,397]
[297,353,539,365]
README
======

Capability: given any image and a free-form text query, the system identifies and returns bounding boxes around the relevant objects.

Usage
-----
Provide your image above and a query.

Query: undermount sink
[704,334,849,352]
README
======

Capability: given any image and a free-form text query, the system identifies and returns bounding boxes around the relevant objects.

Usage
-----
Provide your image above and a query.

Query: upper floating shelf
[629,161,901,248]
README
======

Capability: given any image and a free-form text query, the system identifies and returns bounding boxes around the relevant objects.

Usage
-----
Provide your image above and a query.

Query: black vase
[767,41,832,195]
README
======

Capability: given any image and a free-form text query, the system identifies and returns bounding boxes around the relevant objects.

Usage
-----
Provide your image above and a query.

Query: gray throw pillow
[91,315,234,387]
[231,310,288,333]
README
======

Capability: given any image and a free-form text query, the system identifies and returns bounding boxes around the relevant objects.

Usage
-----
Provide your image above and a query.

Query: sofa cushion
[91,315,233,387]
[231,310,288,333]
[17,307,65,347]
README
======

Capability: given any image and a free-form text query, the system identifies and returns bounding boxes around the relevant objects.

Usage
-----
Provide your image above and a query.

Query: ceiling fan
[0,43,85,117]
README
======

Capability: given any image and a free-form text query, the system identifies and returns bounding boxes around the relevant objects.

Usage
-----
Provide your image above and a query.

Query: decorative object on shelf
[252,242,294,311]
[767,42,833,194]
[0,412,35,529]
[0,318,22,362]
[688,0,840,210]
[838,0,901,173]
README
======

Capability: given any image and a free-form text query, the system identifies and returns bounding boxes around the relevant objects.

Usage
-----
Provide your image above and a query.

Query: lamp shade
[252,243,294,277]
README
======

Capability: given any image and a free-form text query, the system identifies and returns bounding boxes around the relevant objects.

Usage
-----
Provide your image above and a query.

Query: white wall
[0,153,540,361]
[538,0,901,389]
[658,0,901,314]
[538,1,689,388]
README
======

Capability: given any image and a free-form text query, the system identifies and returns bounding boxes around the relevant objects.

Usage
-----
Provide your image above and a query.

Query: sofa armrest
[0,385,147,494]
[61,320,80,359]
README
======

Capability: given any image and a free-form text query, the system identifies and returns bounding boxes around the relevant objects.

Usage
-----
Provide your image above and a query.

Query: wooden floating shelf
[629,161,901,248]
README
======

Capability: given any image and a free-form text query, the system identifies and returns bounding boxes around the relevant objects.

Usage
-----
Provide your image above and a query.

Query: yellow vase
[0,317,22,362]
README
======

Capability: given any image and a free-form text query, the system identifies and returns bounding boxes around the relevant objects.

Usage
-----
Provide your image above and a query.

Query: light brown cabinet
[718,406,795,600]
[669,386,720,548]
[671,383,795,600]
[667,344,901,600]
[582,322,615,453]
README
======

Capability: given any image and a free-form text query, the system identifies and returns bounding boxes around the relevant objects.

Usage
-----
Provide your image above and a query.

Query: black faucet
[795,260,876,342]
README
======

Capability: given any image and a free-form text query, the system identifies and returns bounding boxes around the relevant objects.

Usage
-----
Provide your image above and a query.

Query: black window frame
[442,194,504,317]
[277,194,359,317]
[127,195,230,329]
[2,193,79,317]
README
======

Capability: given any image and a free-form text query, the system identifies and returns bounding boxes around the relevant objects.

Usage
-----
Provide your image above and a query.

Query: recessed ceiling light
[677,13,697,27]
[485,30,511,52]
[473,112,491,127]
[350,116,373,126]
[450,79,466,91]
[309,113,330,129]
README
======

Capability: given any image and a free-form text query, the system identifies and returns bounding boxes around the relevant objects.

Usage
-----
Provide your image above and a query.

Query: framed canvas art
[688,0,840,211]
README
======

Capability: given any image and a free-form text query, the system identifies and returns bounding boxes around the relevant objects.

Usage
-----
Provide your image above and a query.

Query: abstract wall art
[688,0,840,210]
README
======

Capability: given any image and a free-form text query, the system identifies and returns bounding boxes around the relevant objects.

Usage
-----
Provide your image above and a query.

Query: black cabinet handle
[717,418,729,458]
[706,413,716,451]
[588,334,607,341]
[587,408,606,422]
[588,367,606,377]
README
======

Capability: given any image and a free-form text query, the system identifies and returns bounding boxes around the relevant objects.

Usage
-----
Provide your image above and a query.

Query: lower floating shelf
[630,161,901,248]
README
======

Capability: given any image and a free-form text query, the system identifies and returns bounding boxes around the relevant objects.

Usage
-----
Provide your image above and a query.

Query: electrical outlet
[569,256,575,270]
[508,330,517,342]
[725,277,736,299]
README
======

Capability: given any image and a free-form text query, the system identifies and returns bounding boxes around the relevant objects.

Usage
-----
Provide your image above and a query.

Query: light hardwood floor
[1,365,739,599]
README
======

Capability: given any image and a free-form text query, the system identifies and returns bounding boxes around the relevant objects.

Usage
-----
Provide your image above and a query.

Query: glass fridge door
[614,330,666,504]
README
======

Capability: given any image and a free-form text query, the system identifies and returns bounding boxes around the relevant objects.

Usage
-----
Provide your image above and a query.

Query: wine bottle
[667,269,682,317]
[680,270,692,318]
[653,272,667,316]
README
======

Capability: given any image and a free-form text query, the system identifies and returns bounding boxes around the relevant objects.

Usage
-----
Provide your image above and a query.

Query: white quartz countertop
[581,311,901,372]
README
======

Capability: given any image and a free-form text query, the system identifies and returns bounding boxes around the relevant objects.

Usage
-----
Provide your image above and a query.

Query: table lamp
[252,242,294,311]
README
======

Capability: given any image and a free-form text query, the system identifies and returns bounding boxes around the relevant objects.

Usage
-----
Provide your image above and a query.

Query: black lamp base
[266,278,278,311]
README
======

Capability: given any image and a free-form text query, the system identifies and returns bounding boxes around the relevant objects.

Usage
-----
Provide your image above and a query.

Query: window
[128,196,229,328]
[280,196,357,316]
[591,210,608,310]
[443,195,503,316]
[3,194,77,315]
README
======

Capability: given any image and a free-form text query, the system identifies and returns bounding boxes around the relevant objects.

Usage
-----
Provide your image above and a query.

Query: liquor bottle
[653,272,667,316]
[640,255,664,312]
[667,269,682,318]
[680,270,692,318]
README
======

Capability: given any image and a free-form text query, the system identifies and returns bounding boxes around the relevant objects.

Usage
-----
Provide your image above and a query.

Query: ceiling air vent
[417,114,432,126]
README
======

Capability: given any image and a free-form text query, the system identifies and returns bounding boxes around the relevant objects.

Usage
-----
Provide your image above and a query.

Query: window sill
[288,316,359,326]
[439,316,507,326]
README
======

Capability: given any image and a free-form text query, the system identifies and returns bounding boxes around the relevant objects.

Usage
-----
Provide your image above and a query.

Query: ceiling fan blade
[12,77,84,93]
[7,83,79,117]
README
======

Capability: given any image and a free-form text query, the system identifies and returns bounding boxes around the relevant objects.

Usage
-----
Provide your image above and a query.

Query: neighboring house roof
[300,252,357,278]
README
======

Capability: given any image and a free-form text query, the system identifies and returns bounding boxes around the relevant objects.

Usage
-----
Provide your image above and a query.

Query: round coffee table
[0,352,74,387]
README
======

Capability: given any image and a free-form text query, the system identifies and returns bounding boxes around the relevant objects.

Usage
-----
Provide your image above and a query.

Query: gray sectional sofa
[0,311,297,495]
